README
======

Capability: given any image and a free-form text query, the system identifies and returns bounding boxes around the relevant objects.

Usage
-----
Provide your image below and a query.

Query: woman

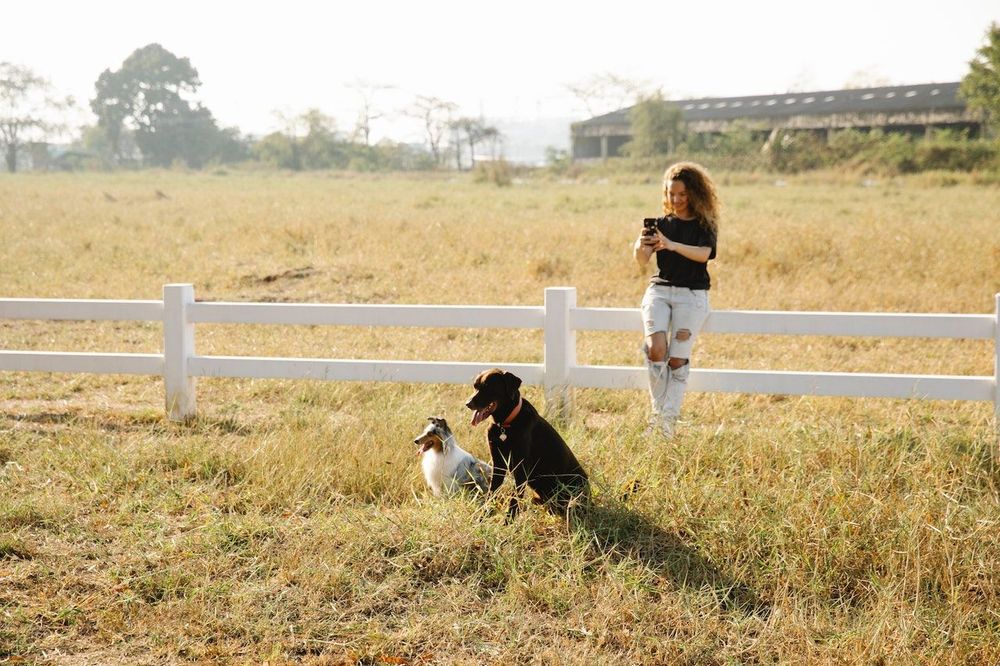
[632,161,719,438]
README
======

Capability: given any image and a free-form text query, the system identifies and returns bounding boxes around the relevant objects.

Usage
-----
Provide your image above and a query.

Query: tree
[346,79,394,146]
[252,131,297,169]
[960,22,1000,134]
[452,117,496,169]
[253,108,355,170]
[91,43,232,167]
[300,108,335,163]
[91,65,132,163]
[211,126,251,165]
[621,91,684,158]
[406,95,456,166]
[0,62,73,172]
[481,126,503,161]
[299,108,347,169]
[146,102,226,168]
[449,121,464,170]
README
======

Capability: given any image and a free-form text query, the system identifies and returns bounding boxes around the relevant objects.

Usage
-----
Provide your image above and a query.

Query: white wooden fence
[1,285,998,428]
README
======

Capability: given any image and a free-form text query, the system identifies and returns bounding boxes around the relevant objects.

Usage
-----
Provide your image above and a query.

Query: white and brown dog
[413,416,492,496]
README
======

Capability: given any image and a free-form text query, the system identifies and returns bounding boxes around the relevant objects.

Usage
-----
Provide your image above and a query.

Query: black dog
[466,368,589,519]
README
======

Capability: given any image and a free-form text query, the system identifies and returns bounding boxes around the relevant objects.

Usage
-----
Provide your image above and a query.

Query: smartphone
[642,217,658,236]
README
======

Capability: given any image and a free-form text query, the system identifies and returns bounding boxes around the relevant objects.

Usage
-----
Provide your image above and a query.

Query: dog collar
[501,397,523,428]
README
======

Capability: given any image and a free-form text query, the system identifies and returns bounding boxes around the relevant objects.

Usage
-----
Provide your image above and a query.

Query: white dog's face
[413,416,452,456]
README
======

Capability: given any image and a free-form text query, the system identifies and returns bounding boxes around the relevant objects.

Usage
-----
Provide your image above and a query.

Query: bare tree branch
[346,79,395,146]
[405,95,456,166]
[1,62,73,172]
[565,72,652,118]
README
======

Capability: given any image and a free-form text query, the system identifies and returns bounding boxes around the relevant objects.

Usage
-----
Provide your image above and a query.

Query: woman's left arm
[654,231,712,263]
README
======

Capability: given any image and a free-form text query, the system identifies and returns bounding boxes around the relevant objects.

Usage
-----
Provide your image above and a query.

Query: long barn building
[571,81,982,161]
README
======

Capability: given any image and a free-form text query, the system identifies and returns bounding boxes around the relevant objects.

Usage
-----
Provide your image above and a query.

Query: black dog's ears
[501,372,522,399]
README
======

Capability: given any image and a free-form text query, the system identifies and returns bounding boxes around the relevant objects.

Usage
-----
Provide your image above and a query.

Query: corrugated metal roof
[573,82,964,127]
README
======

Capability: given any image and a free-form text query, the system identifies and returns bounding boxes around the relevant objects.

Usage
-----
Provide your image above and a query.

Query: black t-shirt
[651,215,717,290]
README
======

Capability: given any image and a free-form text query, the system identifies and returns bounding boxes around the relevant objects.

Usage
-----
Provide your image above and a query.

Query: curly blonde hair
[661,161,720,236]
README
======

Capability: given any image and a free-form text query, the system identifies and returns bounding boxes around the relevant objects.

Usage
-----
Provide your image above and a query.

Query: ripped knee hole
[667,357,689,370]
[674,328,691,341]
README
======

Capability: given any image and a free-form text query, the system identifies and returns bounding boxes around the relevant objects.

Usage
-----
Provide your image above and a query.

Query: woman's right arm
[633,234,655,268]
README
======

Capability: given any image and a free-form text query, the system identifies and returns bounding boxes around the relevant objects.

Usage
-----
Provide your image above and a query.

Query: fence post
[994,293,1000,440]
[164,284,196,421]
[544,287,576,419]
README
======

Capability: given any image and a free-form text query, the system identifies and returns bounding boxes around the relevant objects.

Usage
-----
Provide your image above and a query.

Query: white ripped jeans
[640,284,710,429]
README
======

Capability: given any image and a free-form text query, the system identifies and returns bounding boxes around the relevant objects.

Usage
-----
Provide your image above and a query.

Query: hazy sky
[4,0,997,142]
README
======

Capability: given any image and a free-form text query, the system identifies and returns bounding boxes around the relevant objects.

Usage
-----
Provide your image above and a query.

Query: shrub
[473,159,513,186]
[765,130,830,173]
[828,129,882,164]
[913,132,997,171]
[688,123,764,158]
[866,132,918,174]
[544,146,572,175]
[622,92,685,159]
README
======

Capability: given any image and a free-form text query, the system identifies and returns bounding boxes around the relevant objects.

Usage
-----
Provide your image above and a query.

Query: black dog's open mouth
[470,401,497,427]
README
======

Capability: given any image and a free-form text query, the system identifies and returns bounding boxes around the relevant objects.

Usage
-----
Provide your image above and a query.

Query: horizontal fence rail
[188,357,545,385]
[571,307,996,339]
[188,302,545,329]
[0,298,163,322]
[570,366,995,402]
[1,285,997,427]
[0,351,163,375]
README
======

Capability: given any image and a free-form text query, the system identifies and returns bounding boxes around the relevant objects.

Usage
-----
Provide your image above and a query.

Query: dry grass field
[1,169,999,664]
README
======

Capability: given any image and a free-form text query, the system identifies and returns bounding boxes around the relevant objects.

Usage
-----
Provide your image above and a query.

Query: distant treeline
[46,127,1000,177]
[600,126,1000,176]
[758,128,999,174]
[3,43,500,174]
[6,23,1000,176]
[65,121,439,173]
